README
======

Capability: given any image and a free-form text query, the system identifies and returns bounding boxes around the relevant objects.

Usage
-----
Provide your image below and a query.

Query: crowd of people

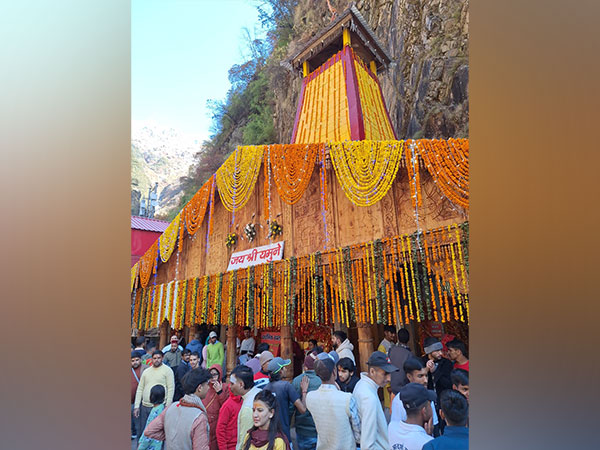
[130,326,469,450]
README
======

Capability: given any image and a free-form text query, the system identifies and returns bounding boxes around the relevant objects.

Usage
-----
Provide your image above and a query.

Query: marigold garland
[181,176,213,245]
[131,263,139,292]
[133,222,468,328]
[405,141,423,208]
[216,145,264,212]
[139,241,158,289]
[159,213,180,263]
[329,140,403,207]
[417,139,469,210]
[268,143,320,205]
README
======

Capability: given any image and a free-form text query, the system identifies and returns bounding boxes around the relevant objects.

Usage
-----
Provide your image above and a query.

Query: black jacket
[337,374,360,393]
[421,356,453,396]
[173,361,191,401]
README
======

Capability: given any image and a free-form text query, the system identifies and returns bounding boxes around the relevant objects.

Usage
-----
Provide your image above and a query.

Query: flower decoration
[226,233,238,248]
[267,220,282,239]
[244,222,257,242]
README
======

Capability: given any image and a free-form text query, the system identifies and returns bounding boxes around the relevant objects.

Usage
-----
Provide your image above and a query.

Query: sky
[132,0,266,142]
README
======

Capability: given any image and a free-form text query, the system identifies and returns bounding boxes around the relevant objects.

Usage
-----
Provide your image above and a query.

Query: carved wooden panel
[392,168,420,234]
[292,168,325,256]
[379,180,400,238]
[333,169,386,248]
[204,192,230,275]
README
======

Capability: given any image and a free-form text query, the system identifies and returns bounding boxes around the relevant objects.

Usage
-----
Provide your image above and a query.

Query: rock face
[131,124,200,217]
[272,0,468,141]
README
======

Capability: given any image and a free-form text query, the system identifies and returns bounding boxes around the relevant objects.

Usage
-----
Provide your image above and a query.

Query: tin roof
[131,216,169,233]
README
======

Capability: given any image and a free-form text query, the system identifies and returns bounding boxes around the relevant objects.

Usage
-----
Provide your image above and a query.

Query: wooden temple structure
[131,5,469,379]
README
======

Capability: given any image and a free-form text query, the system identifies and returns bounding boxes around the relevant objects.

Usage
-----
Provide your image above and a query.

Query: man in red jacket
[216,390,243,450]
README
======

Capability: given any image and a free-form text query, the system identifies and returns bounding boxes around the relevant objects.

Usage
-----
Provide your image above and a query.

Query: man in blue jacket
[422,389,468,449]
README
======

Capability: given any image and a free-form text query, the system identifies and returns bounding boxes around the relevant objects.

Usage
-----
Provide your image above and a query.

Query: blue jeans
[296,433,317,450]
[131,404,137,436]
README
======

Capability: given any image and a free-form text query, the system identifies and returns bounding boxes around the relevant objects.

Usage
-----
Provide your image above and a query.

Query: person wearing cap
[388,383,436,450]
[246,343,269,374]
[353,350,398,449]
[264,357,309,442]
[421,390,469,450]
[162,337,184,354]
[131,350,148,439]
[291,351,322,450]
[253,350,274,389]
[134,350,175,438]
[163,335,183,369]
[306,357,361,449]
[206,331,225,369]
[421,337,453,397]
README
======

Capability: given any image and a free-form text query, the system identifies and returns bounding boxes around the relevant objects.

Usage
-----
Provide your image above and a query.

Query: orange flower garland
[133,221,468,328]
[181,175,213,245]
[268,143,320,205]
[417,139,469,210]
[139,241,158,289]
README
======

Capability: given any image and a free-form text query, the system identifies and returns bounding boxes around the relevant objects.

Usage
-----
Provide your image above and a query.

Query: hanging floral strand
[342,247,356,324]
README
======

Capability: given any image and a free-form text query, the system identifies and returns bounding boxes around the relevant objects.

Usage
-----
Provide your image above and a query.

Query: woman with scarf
[242,389,291,450]
[205,364,230,450]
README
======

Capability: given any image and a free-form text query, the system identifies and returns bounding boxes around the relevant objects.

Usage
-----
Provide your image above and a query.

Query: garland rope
[216,145,264,212]
[159,213,180,263]
[328,140,403,207]
[268,143,320,205]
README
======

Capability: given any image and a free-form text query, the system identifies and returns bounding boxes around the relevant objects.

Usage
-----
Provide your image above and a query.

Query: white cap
[209,331,217,339]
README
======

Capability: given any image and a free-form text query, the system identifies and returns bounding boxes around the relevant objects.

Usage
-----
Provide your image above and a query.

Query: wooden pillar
[357,323,374,374]
[369,60,377,76]
[343,28,351,47]
[184,326,191,345]
[280,325,293,381]
[302,61,310,78]
[159,320,169,350]
[226,325,238,376]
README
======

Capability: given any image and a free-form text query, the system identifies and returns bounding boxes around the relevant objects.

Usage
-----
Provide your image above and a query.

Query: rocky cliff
[273,0,468,142]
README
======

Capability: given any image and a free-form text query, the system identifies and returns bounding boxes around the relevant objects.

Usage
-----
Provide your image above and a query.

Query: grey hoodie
[336,339,356,363]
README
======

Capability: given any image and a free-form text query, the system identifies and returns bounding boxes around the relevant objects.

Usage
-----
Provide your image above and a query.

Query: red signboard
[260,330,281,355]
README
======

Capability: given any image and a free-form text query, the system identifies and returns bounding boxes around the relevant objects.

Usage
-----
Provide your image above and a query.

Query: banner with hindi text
[227,241,285,271]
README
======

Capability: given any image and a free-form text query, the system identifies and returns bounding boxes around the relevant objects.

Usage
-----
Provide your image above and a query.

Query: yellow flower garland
[159,213,180,263]
[131,263,139,292]
[329,140,403,207]
[216,145,264,212]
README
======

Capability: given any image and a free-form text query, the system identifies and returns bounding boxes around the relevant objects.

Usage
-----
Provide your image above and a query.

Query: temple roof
[282,3,392,76]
